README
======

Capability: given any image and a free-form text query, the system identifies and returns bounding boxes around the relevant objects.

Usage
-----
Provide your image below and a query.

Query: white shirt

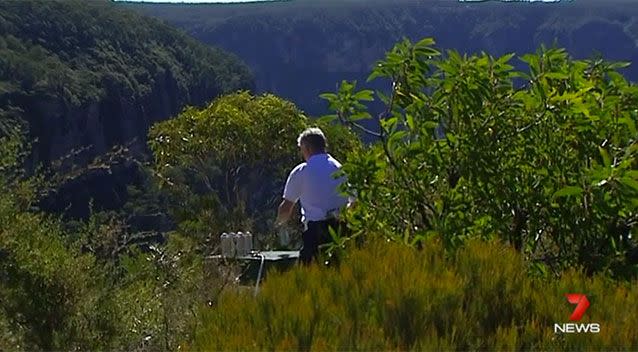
[283,153,350,223]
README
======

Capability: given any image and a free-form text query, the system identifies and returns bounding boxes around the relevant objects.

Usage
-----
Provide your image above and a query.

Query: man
[275,127,351,264]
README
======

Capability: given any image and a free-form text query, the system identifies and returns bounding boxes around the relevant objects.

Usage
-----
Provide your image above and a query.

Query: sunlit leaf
[552,186,583,198]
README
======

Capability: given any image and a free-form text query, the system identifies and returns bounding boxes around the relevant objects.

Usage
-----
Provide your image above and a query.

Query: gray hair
[297,127,327,152]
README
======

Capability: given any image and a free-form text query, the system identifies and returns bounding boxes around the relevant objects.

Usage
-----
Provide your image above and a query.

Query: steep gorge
[134,0,638,116]
[1,0,253,168]
[0,0,254,217]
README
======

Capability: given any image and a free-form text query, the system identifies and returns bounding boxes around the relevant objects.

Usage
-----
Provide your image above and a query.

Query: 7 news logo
[553,293,601,334]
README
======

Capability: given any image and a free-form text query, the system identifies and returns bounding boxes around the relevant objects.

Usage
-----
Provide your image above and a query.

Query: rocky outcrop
[26,69,211,171]
[2,0,254,168]
[28,61,251,219]
[0,0,254,219]
[41,152,144,219]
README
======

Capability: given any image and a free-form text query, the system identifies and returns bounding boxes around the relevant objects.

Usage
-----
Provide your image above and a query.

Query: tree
[148,91,360,248]
[322,38,638,276]
[0,119,106,350]
[0,114,209,351]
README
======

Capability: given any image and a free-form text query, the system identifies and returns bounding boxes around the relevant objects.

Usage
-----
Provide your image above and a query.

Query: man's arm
[276,199,296,226]
[277,163,303,226]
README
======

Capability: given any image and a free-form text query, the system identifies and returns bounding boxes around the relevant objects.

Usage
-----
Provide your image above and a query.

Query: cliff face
[1,0,255,170]
[135,0,638,116]
[25,70,205,170]
[29,71,194,218]
[0,0,254,218]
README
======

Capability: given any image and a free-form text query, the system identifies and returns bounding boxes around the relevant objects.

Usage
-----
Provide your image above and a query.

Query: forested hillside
[0,0,254,218]
[0,0,253,168]
[0,2,262,349]
[132,0,638,115]
[1,1,637,350]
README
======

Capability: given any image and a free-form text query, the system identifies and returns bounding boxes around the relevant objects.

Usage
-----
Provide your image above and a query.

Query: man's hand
[276,198,296,228]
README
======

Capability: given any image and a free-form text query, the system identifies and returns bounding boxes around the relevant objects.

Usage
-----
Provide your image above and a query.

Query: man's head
[297,127,327,161]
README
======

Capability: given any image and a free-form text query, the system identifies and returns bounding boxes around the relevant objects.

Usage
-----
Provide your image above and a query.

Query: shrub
[321,38,638,276]
[0,116,209,350]
[193,239,638,351]
[148,91,361,248]
[0,125,110,350]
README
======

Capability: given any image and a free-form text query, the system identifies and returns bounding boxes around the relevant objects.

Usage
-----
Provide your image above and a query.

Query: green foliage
[0,113,209,351]
[148,91,360,246]
[108,233,206,351]
[193,239,638,350]
[0,191,102,350]
[322,38,638,276]
[0,130,109,350]
[0,0,253,108]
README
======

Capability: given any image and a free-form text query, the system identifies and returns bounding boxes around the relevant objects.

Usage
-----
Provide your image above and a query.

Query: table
[205,250,300,295]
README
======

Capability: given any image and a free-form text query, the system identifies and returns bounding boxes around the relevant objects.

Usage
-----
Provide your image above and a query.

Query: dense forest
[0,1,260,349]
[1,0,638,350]
[132,0,638,115]
[1,0,253,218]
[2,0,253,165]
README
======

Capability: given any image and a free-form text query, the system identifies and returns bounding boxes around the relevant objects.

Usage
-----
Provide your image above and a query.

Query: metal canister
[228,232,237,257]
[235,232,245,257]
[220,232,232,257]
[244,231,253,253]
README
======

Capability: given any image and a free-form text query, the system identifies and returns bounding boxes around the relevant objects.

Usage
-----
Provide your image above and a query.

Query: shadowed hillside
[1,0,254,217]
[1,0,254,168]
[129,0,638,115]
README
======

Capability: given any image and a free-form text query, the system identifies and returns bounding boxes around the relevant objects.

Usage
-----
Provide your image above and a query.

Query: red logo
[565,294,590,321]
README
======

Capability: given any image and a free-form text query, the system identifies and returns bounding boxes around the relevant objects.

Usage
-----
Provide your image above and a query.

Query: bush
[148,91,361,248]
[0,125,109,350]
[193,239,638,351]
[321,38,638,276]
[0,115,209,351]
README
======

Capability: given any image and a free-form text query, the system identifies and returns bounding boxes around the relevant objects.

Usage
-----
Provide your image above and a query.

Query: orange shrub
[192,239,638,351]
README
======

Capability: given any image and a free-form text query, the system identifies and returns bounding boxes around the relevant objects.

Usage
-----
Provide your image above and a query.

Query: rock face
[25,70,212,171]
[0,0,254,218]
[135,0,638,116]
[1,0,254,169]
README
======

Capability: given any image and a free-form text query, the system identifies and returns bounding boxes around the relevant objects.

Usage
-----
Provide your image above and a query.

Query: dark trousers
[300,219,341,265]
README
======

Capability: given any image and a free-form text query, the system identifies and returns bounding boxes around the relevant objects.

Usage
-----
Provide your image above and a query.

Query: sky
[113,0,276,3]
[115,0,568,3]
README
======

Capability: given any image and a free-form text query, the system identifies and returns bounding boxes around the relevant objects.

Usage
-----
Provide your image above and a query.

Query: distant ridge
[458,0,570,2]
[132,0,638,116]
[112,0,284,3]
